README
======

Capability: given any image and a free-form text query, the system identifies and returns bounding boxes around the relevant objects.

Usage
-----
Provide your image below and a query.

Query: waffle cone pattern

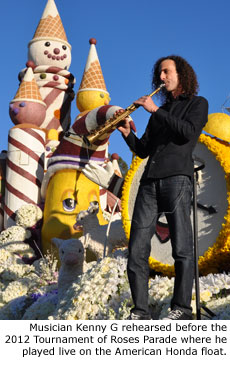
[79,60,107,91]
[33,15,67,41]
[13,78,44,102]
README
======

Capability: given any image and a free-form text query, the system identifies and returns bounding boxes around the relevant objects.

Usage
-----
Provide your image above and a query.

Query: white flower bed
[15,204,43,228]
[49,255,131,320]
[0,226,31,244]
[1,249,229,320]
[0,204,230,320]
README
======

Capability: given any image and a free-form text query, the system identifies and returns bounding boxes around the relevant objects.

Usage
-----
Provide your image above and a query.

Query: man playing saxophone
[116,55,208,320]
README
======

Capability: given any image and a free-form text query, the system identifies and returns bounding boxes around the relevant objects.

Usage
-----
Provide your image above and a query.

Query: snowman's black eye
[62,45,67,50]
[45,42,51,47]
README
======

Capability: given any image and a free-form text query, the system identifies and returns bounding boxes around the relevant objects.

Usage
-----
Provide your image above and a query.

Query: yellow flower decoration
[197,134,230,276]
[121,133,230,277]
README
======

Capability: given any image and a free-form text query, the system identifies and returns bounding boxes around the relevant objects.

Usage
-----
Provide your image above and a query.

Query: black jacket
[123,94,209,179]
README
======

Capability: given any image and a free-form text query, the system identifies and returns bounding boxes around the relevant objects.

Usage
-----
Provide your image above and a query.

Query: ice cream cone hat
[78,38,109,95]
[29,0,71,49]
[11,67,46,106]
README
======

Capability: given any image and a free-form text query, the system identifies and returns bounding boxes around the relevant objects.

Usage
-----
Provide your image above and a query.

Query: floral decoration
[196,134,230,275]
[0,248,230,320]
[15,204,43,228]
[0,196,229,320]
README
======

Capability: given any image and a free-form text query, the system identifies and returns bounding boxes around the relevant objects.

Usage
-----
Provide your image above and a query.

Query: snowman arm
[82,161,124,198]
[82,161,114,188]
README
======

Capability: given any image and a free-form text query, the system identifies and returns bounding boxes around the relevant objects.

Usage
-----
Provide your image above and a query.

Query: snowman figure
[19,0,75,134]
[9,67,47,126]
[4,68,47,228]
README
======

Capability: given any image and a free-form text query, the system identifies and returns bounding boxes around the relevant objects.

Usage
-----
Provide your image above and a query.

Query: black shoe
[162,309,192,320]
[128,312,151,320]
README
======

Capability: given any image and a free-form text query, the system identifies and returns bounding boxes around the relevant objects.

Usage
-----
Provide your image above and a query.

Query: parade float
[0,0,230,320]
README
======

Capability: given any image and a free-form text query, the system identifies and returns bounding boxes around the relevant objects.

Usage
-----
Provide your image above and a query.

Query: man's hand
[115,96,158,138]
[134,95,159,113]
[115,109,131,137]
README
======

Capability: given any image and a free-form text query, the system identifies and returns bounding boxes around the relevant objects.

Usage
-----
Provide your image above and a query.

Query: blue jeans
[127,175,194,317]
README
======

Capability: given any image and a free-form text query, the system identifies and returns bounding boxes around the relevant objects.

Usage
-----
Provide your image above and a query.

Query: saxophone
[84,83,165,145]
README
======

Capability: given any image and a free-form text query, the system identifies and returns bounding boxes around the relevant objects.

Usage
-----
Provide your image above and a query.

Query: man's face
[159,59,180,96]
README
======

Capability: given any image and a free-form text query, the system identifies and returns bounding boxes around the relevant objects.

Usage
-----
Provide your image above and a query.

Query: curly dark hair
[152,55,199,102]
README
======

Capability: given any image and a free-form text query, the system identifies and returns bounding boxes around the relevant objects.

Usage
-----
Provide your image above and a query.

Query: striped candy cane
[4,125,46,228]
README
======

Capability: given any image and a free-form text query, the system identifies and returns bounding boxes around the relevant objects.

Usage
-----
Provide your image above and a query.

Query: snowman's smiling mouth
[43,41,68,61]
[44,50,67,61]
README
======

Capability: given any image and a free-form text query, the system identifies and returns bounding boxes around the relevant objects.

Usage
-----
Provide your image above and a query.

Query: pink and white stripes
[19,66,75,132]
[4,126,46,228]
[41,105,123,198]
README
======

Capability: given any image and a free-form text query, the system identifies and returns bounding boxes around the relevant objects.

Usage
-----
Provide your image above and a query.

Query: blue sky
[1,0,230,166]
